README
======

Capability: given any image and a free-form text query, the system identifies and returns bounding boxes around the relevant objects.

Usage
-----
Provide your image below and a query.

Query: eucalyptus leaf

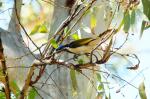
[139,82,147,99]
[50,39,58,48]
[123,11,130,33]
[142,0,150,20]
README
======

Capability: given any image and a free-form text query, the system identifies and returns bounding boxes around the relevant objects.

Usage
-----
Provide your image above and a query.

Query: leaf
[140,20,146,38]
[139,82,147,99]
[96,73,101,82]
[90,14,97,29]
[30,24,41,35]
[102,39,113,63]
[10,80,20,98]
[28,88,37,99]
[130,9,136,25]
[0,92,5,99]
[123,11,131,33]
[70,69,78,96]
[38,24,48,33]
[98,84,103,91]
[142,0,150,20]
[71,33,80,40]
[50,39,58,48]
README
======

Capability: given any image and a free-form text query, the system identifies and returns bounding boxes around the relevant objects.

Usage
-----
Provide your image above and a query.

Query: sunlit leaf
[90,14,97,30]
[123,11,130,33]
[64,27,69,34]
[98,84,103,91]
[38,24,48,33]
[142,0,150,20]
[28,88,37,99]
[50,39,58,48]
[139,82,147,99]
[30,24,41,35]
[71,33,80,40]
[70,69,78,96]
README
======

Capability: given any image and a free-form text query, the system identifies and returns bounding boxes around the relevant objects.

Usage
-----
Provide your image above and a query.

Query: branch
[0,37,11,99]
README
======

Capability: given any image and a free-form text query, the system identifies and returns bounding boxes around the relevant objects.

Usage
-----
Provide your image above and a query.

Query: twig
[0,37,11,99]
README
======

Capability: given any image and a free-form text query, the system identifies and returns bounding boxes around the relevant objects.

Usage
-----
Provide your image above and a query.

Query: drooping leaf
[0,2,2,7]
[131,9,136,25]
[123,11,131,33]
[96,73,101,82]
[30,24,41,35]
[30,24,48,35]
[102,39,113,63]
[139,82,147,99]
[10,80,20,98]
[38,24,48,33]
[142,0,150,20]
[70,69,78,96]
[28,88,37,99]
[90,14,97,30]
[140,20,146,38]
[50,39,58,48]
[71,33,80,40]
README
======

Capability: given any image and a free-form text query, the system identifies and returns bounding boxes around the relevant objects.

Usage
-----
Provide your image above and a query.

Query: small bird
[56,29,114,54]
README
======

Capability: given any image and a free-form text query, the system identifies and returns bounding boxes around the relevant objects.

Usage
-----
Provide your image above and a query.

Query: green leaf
[0,92,5,99]
[71,33,79,40]
[98,84,103,91]
[123,11,131,33]
[70,69,78,96]
[142,0,150,20]
[139,82,147,99]
[131,9,136,25]
[38,24,48,33]
[50,39,58,48]
[78,59,84,64]
[10,80,20,98]
[90,14,97,29]
[30,24,41,35]
[0,2,2,7]
[28,88,37,99]
[140,21,146,38]
[96,73,101,82]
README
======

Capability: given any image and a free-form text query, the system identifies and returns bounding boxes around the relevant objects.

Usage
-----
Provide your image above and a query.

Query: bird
[56,29,114,54]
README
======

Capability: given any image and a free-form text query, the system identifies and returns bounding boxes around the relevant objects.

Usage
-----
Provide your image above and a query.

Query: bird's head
[56,44,68,51]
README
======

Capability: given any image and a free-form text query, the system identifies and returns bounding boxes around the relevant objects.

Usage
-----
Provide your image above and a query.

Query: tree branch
[0,37,11,99]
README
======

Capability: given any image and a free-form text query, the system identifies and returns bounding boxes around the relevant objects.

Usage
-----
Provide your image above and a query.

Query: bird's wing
[68,38,95,48]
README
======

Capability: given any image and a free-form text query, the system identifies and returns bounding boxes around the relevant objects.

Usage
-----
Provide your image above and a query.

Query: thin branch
[0,37,11,99]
